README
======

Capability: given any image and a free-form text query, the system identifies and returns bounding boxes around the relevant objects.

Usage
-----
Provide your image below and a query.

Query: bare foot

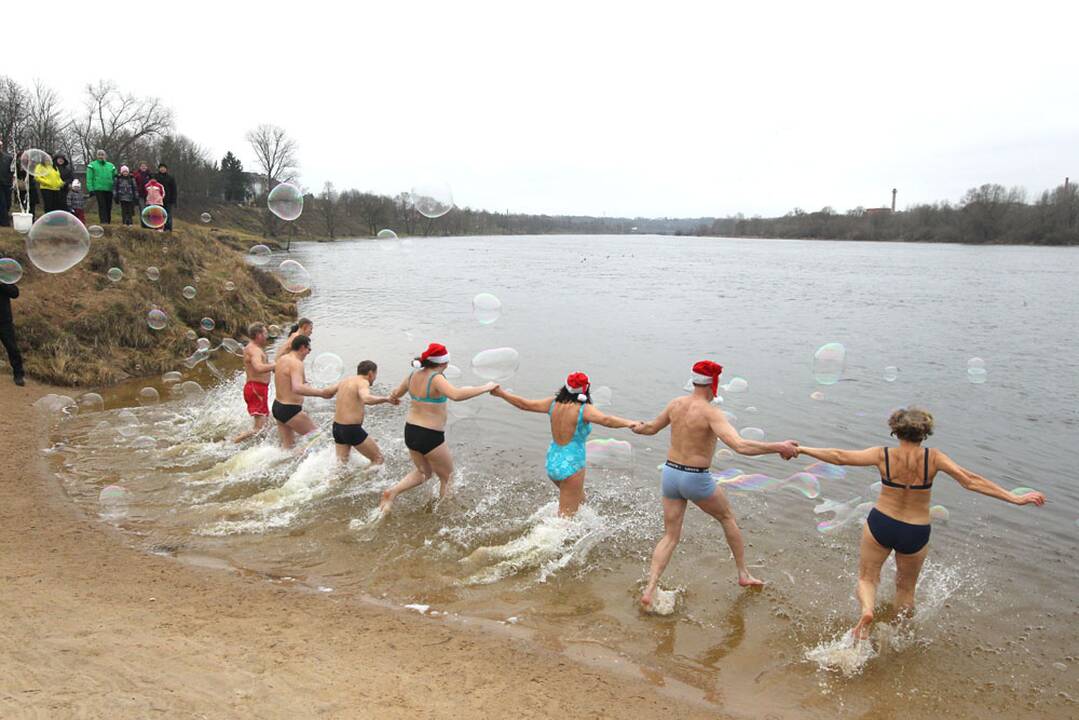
[379,489,395,514]
[853,609,874,640]
[738,571,764,588]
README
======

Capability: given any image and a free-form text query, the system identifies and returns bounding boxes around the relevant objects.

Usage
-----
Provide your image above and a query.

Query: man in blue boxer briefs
[633,360,799,608]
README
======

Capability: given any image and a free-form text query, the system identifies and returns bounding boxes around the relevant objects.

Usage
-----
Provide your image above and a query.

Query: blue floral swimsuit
[545,401,591,482]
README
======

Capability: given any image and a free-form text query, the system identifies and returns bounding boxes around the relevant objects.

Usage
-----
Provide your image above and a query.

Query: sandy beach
[0,379,719,720]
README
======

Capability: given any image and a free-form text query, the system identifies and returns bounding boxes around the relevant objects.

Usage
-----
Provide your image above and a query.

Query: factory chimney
[891,188,897,212]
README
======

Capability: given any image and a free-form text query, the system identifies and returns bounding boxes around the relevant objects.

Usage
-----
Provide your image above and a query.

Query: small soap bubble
[444,364,463,380]
[0,258,23,284]
[141,204,168,229]
[810,391,825,401]
[725,377,748,393]
[115,409,139,437]
[224,281,236,292]
[182,285,196,299]
[76,392,104,413]
[410,180,454,218]
[267,182,304,221]
[312,352,344,384]
[967,357,985,371]
[88,225,105,239]
[162,371,182,384]
[267,324,282,338]
[138,387,160,405]
[591,385,613,408]
[185,328,198,341]
[146,309,168,330]
[200,317,215,332]
[471,347,520,381]
[98,485,128,503]
[740,427,765,441]
[883,366,899,382]
[275,259,311,293]
[377,229,398,241]
[180,380,204,399]
[586,438,634,468]
[196,338,211,352]
[145,266,160,281]
[107,267,123,282]
[472,293,502,325]
[200,212,212,223]
[131,435,156,449]
[930,505,950,523]
[812,342,846,385]
[247,244,272,266]
[967,368,987,384]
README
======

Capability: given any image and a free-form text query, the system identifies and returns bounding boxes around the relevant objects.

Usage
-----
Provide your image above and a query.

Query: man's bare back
[334,376,371,425]
[666,395,725,467]
[274,354,306,405]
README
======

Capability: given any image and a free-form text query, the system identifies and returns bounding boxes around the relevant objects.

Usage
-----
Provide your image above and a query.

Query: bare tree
[71,80,173,163]
[25,80,71,152]
[0,76,30,149]
[319,181,338,238]
[245,124,298,195]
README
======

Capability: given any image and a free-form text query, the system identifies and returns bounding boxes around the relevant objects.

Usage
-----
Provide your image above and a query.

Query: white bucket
[12,212,33,234]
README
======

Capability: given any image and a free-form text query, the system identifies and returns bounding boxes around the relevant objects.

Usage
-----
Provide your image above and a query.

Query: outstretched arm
[798,446,882,467]
[359,382,396,406]
[711,410,798,459]
[491,387,553,413]
[388,375,411,402]
[936,451,1046,506]
[582,403,639,430]
[632,402,673,436]
[433,375,496,402]
[290,364,333,398]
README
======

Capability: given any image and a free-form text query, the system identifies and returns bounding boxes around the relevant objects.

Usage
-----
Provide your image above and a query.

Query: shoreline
[0,379,724,719]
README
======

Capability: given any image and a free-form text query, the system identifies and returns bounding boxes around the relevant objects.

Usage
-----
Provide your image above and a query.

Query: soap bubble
[967,368,987,384]
[448,399,480,421]
[967,357,985,371]
[443,364,463,380]
[33,394,77,415]
[138,387,160,405]
[883,366,899,382]
[723,411,738,423]
[76,392,104,413]
[267,182,304,221]
[592,385,613,408]
[812,342,846,385]
[472,292,502,325]
[182,285,196,299]
[782,472,822,499]
[714,448,734,463]
[224,281,236,292]
[99,485,128,503]
[725,377,749,393]
[115,409,139,437]
[810,391,825,401]
[377,229,398,241]
[183,348,210,368]
[740,427,765,441]
[145,266,160,281]
[200,317,215,332]
[275,259,311,293]
[184,328,197,341]
[746,406,758,414]
[146,309,168,330]
[180,380,204,399]
[1010,486,1037,497]
[586,438,634,468]
[471,347,520,381]
[20,148,52,177]
[312,352,344,384]
[27,210,91,273]
[411,180,454,218]
[200,212,212,223]
[0,258,23,284]
[162,371,182,384]
[803,462,847,481]
[88,225,105,239]
[815,498,873,532]
[107,267,123,282]
[247,245,272,267]
[130,435,156,449]
[267,324,282,338]
[141,204,168,229]
[221,338,243,355]
[196,338,211,352]
[929,505,950,523]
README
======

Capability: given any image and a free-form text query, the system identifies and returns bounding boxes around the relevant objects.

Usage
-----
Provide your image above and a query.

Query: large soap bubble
[76,392,104,413]
[471,347,520,381]
[182,285,196,299]
[19,148,52,177]
[472,292,502,325]
[146,309,168,330]
[410,181,454,218]
[267,182,304,221]
[107,267,123,282]
[312,352,344,384]
[812,343,846,385]
[0,258,23,284]
[591,385,613,408]
[180,380,205,399]
[221,337,244,355]
[444,364,463,380]
[138,387,160,405]
[247,244,272,266]
[724,377,748,393]
[586,438,634,468]
[142,204,168,229]
[115,409,139,437]
[275,259,311,293]
[27,211,91,273]
[377,229,398,241]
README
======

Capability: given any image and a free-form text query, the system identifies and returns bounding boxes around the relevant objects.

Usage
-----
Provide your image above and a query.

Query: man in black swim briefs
[330,360,398,467]
[271,335,337,449]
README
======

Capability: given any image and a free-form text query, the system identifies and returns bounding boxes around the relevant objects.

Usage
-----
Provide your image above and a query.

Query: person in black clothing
[155,163,177,231]
[113,165,139,225]
[0,140,12,227]
[54,153,74,210]
[0,283,25,386]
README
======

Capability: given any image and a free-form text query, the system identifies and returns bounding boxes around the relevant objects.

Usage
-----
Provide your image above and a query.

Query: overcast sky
[8,1,1079,217]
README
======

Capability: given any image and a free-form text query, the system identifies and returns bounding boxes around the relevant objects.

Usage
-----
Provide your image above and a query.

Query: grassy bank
[0,220,299,386]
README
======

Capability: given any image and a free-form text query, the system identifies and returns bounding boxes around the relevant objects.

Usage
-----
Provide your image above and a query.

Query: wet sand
[0,379,720,719]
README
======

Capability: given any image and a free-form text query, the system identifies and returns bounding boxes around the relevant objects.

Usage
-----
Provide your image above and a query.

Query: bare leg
[380,450,432,513]
[424,443,455,499]
[854,524,891,639]
[354,437,384,467]
[894,544,929,618]
[232,415,267,444]
[334,443,351,463]
[555,468,586,517]
[641,498,688,609]
[694,487,763,587]
[287,412,318,436]
[276,422,296,450]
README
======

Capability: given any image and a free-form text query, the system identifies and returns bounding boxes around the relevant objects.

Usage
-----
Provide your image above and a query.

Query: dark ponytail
[554,387,591,405]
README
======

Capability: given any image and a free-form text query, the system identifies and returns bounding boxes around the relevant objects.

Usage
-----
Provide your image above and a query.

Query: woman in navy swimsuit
[798,407,1045,639]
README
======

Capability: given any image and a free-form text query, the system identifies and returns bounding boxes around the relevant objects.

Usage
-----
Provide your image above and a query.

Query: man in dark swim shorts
[330,360,398,467]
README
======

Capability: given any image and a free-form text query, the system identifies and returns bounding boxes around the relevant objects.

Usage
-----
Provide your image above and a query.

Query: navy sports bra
[881,447,932,490]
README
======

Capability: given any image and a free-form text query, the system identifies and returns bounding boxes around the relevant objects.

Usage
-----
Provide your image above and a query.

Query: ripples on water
[45,235,1079,718]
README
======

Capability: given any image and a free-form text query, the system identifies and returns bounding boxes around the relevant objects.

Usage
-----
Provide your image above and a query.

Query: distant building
[863,189,898,216]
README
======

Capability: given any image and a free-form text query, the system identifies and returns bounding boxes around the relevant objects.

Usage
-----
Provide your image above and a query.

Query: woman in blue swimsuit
[492,372,640,517]
[798,407,1046,639]
[382,343,496,513]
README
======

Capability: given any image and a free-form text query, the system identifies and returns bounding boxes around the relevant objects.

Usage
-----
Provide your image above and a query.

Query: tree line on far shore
[3,76,1075,245]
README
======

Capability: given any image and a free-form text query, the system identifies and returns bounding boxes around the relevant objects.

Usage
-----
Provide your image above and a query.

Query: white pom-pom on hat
[577,394,587,402]
[411,359,421,368]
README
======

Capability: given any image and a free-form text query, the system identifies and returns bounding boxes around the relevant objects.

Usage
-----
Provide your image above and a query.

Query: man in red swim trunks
[231,322,276,443]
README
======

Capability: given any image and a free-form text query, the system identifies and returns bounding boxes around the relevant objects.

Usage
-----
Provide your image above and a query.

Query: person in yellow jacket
[35,160,65,213]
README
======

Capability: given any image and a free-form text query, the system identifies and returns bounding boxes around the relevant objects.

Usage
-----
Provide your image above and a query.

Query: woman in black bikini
[798,407,1045,639]
[380,343,496,514]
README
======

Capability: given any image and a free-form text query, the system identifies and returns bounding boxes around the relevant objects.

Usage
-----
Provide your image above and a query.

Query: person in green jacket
[85,149,116,224]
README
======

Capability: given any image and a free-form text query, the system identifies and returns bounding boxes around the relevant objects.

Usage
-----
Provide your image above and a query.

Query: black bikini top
[881,447,932,490]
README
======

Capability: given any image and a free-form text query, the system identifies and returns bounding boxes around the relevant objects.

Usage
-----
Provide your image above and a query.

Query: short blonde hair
[888,407,934,443]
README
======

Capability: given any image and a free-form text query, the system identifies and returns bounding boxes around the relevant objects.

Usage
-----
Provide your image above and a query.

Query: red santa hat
[565,372,590,402]
[690,360,723,397]
[413,342,450,368]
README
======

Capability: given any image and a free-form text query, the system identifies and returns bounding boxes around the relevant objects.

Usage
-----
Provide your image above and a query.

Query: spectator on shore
[1,282,24,387]
[113,166,139,225]
[86,149,116,224]
[155,163,177,232]
[67,179,86,222]
[54,153,74,209]
[145,177,166,232]
[134,161,152,226]
[36,159,65,213]
[0,140,12,227]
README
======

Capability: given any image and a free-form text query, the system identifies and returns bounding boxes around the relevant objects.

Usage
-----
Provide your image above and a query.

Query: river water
[44,235,1078,718]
